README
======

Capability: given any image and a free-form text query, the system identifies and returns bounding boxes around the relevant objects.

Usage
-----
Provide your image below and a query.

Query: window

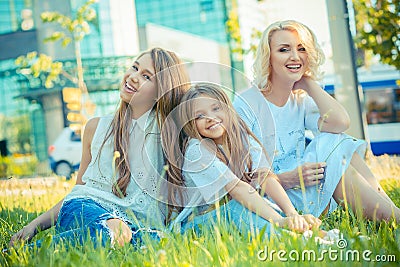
[365,88,399,124]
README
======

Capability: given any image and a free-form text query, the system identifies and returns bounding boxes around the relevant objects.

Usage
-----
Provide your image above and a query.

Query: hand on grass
[275,214,313,233]
[9,224,38,247]
[301,214,322,229]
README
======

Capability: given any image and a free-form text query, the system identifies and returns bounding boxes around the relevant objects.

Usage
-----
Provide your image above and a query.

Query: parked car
[48,127,82,179]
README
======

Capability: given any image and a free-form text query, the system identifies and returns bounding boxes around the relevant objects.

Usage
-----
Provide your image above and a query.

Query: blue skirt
[181,199,277,238]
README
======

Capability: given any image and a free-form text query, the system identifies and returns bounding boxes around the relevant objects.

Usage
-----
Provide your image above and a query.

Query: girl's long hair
[98,47,190,200]
[253,20,325,92]
[175,83,270,203]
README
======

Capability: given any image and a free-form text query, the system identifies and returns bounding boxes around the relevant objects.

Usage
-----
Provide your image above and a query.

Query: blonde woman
[234,20,400,222]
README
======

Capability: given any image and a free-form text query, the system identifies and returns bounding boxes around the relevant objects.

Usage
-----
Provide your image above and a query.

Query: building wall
[0,0,37,158]
[0,0,238,165]
[135,0,228,46]
[34,0,75,60]
[72,0,140,58]
[135,0,244,93]
[0,0,129,161]
[107,0,139,56]
[0,0,33,34]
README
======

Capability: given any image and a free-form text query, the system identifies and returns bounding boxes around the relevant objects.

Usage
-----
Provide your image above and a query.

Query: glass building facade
[0,0,238,169]
[134,0,243,95]
[135,0,229,44]
[0,59,33,153]
[0,0,132,163]
[0,0,39,160]
[0,0,33,34]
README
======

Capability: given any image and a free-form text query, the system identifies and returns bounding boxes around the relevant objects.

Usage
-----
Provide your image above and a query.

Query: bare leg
[350,153,396,206]
[333,165,400,222]
[320,201,330,218]
[106,218,132,247]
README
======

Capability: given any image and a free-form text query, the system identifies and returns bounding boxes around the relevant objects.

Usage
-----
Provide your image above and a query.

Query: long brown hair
[98,47,190,198]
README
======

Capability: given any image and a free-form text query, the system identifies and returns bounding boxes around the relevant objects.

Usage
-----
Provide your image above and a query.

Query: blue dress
[234,86,367,216]
[170,137,276,236]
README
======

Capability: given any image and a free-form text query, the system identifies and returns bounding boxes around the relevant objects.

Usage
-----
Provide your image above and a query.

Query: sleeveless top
[65,111,167,228]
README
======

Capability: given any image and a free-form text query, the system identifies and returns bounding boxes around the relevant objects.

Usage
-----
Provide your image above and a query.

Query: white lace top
[65,110,167,228]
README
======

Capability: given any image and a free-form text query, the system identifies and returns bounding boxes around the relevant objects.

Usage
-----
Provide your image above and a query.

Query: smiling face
[120,53,158,116]
[193,95,227,144]
[269,29,309,84]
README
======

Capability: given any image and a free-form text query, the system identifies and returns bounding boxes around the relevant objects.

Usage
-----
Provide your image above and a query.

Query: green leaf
[43,31,65,43]
[353,0,400,69]
[61,37,72,47]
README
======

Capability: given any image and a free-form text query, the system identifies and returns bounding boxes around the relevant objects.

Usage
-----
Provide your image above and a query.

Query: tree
[15,0,98,126]
[352,0,400,69]
[0,114,31,154]
[40,0,97,97]
[225,4,261,59]
[13,115,32,154]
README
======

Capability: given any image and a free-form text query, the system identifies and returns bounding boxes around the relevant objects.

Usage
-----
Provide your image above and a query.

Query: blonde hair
[98,47,190,199]
[253,20,325,91]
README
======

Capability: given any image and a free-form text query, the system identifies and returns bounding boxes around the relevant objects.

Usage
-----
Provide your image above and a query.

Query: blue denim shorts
[55,198,117,246]
[30,198,162,248]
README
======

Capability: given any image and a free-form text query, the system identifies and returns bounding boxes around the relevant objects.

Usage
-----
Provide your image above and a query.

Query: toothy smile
[286,64,301,69]
[125,82,137,92]
[208,122,222,130]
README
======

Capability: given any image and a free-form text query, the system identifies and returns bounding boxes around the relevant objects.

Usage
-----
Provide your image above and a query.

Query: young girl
[169,83,322,236]
[233,20,400,221]
[9,47,190,248]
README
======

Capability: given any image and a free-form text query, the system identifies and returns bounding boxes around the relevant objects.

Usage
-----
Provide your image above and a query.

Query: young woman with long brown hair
[9,47,190,248]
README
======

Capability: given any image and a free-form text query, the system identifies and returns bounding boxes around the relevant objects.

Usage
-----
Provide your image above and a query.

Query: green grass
[1,156,399,266]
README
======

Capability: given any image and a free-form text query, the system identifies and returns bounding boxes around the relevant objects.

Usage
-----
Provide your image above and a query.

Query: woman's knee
[106,218,132,246]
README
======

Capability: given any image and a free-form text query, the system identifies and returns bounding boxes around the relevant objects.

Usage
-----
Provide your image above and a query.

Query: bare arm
[226,179,316,232]
[227,179,284,222]
[256,170,322,229]
[75,117,98,184]
[257,171,297,216]
[294,76,350,133]
[9,118,98,246]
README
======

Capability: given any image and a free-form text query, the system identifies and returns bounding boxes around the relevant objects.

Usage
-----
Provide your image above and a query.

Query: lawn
[0,155,399,266]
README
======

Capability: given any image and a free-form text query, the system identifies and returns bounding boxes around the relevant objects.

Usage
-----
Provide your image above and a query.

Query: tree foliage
[15,52,63,88]
[15,0,97,88]
[0,114,32,154]
[40,0,97,46]
[352,0,400,69]
[225,8,261,59]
